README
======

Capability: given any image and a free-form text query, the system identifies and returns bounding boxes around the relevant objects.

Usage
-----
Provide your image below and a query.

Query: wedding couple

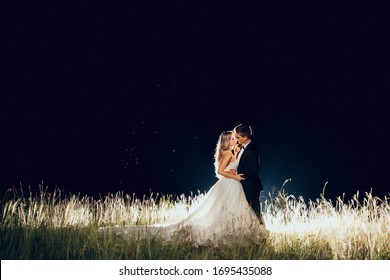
[217,124,264,223]
[102,124,267,245]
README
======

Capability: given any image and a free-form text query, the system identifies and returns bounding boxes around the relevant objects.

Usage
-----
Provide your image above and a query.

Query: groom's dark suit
[237,141,263,217]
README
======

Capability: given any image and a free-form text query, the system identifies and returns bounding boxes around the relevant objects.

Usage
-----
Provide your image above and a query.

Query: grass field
[1,185,389,259]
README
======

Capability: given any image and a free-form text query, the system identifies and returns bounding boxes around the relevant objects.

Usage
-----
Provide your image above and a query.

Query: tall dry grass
[1,187,202,228]
[1,185,389,259]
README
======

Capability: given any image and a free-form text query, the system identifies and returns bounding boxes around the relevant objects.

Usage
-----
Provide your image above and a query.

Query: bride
[101,131,267,245]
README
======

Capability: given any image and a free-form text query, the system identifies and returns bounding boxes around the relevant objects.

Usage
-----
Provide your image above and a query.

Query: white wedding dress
[100,159,267,245]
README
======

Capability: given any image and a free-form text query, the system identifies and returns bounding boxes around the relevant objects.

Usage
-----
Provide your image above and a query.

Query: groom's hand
[236,173,245,181]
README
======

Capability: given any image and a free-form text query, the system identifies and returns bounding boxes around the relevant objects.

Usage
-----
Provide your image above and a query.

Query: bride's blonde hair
[213,131,233,178]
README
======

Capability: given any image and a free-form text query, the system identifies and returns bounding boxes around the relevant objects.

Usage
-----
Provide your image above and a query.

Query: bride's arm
[218,151,244,181]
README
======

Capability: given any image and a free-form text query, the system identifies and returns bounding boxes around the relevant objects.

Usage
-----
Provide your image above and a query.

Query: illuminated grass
[1,186,389,259]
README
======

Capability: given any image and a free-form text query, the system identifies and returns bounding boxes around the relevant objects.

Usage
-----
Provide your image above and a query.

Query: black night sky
[1,2,388,202]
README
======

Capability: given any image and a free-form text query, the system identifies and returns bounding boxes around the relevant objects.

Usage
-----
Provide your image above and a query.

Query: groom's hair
[234,124,253,139]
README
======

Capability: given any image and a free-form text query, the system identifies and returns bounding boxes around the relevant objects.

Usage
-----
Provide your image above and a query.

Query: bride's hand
[235,173,245,181]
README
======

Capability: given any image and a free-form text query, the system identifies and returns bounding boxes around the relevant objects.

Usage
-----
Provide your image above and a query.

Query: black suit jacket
[237,142,263,191]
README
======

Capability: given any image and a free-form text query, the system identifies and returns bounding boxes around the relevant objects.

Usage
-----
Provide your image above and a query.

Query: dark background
[1,1,388,202]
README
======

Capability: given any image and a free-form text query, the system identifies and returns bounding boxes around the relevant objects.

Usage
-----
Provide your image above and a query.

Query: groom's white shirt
[237,140,251,160]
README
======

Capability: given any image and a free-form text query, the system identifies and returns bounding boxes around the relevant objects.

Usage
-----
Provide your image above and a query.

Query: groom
[234,124,264,223]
